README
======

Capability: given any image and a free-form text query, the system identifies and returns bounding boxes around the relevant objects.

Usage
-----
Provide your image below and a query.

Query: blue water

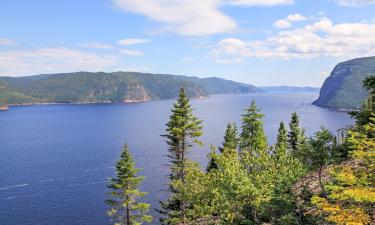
[0,93,353,225]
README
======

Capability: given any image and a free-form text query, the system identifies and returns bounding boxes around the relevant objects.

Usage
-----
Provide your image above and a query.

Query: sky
[1,0,375,86]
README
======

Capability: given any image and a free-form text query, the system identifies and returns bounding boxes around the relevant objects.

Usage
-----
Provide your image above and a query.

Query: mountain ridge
[0,72,262,106]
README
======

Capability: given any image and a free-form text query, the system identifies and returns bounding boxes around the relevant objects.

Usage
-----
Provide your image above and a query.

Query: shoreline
[6,95,210,108]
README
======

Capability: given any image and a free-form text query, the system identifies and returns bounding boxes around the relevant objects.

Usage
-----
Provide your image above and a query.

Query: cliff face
[123,82,151,103]
[0,72,260,105]
[313,56,375,110]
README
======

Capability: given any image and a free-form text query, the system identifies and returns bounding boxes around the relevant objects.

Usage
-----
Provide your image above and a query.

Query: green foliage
[311,114,375,225]
[350,75,375,126]
[106,144,152,225]
[287,112,307,159]
[171,101,306,225]
[308,127,338,197]
[240,100,268,153]
[275,121,288,155]
[161,88,203,224]
[219,122,239,153]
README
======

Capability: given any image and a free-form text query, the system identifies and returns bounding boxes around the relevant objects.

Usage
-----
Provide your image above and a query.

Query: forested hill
[0,72,262,105]
[313,56,375,110]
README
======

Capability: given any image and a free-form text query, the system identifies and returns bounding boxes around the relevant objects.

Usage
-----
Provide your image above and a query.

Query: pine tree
[206,146,219,172]
[161,88,203,224]
[240,100,267,152]
[287,112,306,159]
[106,144,152,225]
[219,122,239,153]
[275,121,288,156]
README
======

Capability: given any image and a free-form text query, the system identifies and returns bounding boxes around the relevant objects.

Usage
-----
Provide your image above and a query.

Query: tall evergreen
[106,144,152,225]
[161,88,203,224]
[239,100,267,152]
[275,121,288,155]
[219,122,239,153]
[287,112,306,158]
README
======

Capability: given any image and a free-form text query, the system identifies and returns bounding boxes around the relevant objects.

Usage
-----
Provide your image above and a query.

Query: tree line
[106,76,375,225]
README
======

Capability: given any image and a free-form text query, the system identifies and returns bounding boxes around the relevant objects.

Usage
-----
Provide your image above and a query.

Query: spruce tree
[161,88,203,224]
[106,144,152,225]
[287,112,306,158]
[239,100,267,152]
[275,121,288,156]
[206,146,219,172]
[218,122,239,153]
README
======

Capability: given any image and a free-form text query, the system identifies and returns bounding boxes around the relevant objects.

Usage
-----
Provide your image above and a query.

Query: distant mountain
[313,56,375,110]
[0,72,262,105]
[261,86,320,93]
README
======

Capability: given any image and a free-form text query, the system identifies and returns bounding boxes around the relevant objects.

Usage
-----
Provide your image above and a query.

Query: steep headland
[313,56,375,110]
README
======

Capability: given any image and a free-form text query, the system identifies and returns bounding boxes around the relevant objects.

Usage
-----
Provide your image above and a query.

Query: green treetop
[106,144,152,225]
[308,127,337,197]
[219,122,239,153]
[239,100,267,153]
[287,112,306,159]
[275,121,288,156]
[161,88,203,224]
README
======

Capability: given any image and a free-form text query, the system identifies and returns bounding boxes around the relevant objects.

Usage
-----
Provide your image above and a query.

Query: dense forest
[0,72,261,105]
[106,76,375,225]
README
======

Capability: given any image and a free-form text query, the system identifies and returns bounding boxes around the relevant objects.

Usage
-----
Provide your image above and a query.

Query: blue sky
[1,0,375,86]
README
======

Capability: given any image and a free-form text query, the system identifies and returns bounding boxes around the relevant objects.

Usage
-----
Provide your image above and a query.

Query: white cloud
[285,14,307,22]
[120,49,144,56]
[274,20,292,29]
[334,0,375,6]
[80,42,113,49]
[209,18,375,62]
[118,38,151,45]
[210,38,251,57]
[114,0,293,36]
[274,13,307,29]
[0,38,16,46]
[0,48,118,76]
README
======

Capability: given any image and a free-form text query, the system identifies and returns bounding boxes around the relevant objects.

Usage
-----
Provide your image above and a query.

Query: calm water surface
[0,93,353,225]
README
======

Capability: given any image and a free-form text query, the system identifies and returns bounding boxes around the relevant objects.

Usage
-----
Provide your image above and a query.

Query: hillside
[313,56,375,109]
[0,72,261,105]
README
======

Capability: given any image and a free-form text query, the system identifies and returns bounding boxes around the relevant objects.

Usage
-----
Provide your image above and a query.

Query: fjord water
[0,93,352,225]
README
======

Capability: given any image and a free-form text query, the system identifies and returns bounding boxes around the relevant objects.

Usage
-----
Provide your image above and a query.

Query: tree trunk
[181,138,186,223]
[318,163,327,198]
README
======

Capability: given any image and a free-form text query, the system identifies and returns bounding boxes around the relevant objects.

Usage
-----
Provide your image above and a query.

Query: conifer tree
[206,146,219,172]
[287,112,306,159]
[275,121,288,156]
[106,144,152,225]
[219,122,239,153]
[240,100,267,152]
[161,88,203,224]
